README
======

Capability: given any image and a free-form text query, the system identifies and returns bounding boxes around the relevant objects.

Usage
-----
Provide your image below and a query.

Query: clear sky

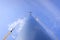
[0,0,60,40]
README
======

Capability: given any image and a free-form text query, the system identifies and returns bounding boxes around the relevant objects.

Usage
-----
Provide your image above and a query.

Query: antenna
[29,11,32,16]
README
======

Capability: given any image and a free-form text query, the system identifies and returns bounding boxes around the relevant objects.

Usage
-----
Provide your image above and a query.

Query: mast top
[29,11,32,16]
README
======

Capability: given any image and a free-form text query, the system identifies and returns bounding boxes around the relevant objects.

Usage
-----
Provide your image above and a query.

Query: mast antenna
[29,11,32,16]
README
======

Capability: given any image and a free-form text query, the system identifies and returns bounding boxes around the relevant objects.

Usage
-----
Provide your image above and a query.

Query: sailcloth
[15,15,54,40]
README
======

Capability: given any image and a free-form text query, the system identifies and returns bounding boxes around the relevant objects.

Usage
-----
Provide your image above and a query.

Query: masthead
[29,11,32,16]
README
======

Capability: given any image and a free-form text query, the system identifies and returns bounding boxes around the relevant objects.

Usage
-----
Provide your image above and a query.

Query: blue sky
[0,0,60,40]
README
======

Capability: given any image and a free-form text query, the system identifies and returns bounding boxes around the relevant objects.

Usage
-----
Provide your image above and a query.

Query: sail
[15,15,54,40]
